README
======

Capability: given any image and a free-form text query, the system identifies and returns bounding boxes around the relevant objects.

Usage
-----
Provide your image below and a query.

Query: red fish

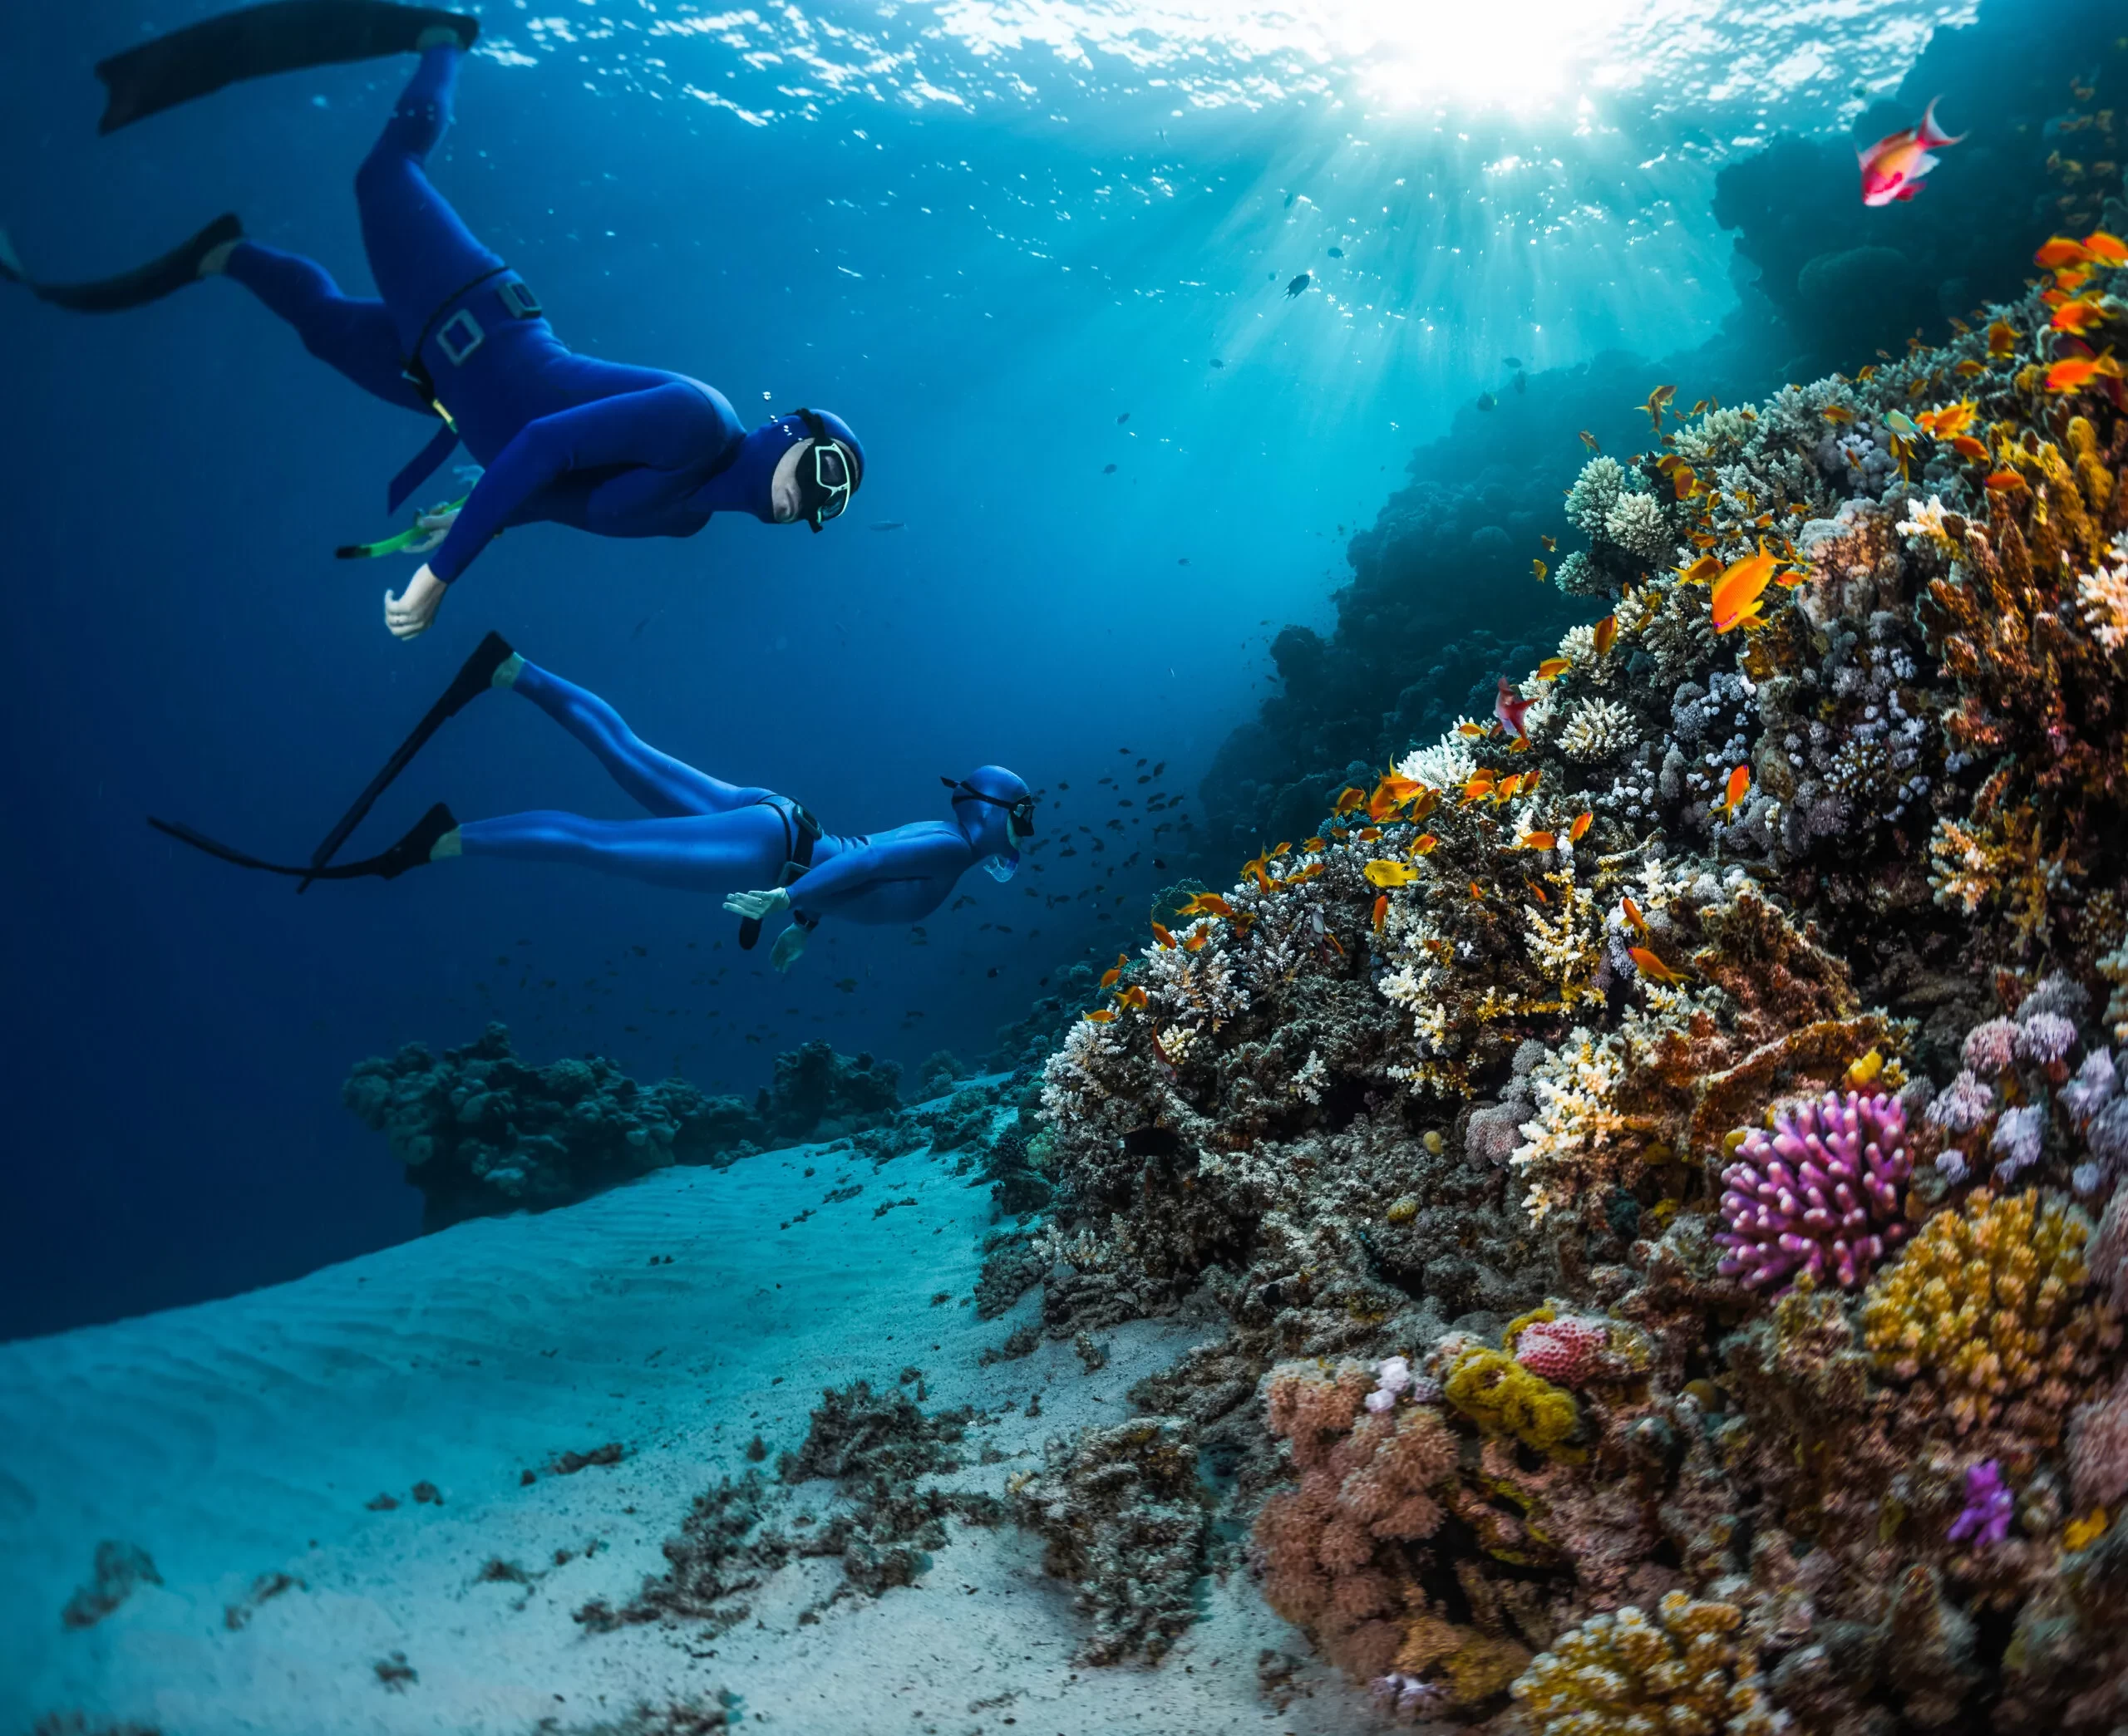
[1372,893,1389,934]
[1860,99,1963,206]
[1715,764,1751,820]
[1495,677,1536,743]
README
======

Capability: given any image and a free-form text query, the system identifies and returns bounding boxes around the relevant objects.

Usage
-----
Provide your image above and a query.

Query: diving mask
[940,776,1036,838]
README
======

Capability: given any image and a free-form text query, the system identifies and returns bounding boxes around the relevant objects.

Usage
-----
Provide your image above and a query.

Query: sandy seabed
[0,1131,1353,1736]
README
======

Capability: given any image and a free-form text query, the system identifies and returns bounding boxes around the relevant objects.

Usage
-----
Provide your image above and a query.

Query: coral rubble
[1008,211,2128,1726]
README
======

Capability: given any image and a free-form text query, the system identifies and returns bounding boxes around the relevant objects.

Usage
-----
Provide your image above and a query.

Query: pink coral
[1926,1070,1997,1134]
[1512,1316,1607,1387]
[1963,1019,2021,1075]
[2017,1011,2079,1068]
[1715,1090,1912,1292]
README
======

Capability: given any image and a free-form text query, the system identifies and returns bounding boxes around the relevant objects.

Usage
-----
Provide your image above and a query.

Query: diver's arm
[426,383,734,583]
[786,834,968,922]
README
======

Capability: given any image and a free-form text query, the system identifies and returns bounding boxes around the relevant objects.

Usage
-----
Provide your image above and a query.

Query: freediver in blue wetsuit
[2,7,864,642]
[148,633,1037,971]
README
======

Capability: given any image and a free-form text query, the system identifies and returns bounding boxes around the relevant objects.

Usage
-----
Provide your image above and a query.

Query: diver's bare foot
[416,25,466,50]
[198,239,239,278]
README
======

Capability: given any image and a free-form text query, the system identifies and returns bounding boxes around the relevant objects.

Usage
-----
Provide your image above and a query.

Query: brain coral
[1510,1591,1783,1736]
[1860,1188,2117,1434]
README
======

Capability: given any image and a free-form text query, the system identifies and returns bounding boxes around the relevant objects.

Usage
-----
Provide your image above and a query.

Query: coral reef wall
[1021,215,2128,1730]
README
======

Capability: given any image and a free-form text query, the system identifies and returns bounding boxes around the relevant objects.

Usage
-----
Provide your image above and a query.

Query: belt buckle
[497,279,543,319]
[436,307,485,366]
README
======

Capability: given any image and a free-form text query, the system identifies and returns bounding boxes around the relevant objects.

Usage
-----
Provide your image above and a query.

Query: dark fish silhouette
[1284,272,1311,298]
[869,520,905,532]
[1513,371,1526,395]
[1102,463,1117,474]
[1117,411,1130,424]
[1327,245,1343,258]
[1477,391,1498,411]
[1209,358,1224,368]
[1504,355,1524,367]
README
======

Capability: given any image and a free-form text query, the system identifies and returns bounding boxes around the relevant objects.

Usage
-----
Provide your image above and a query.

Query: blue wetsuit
[467,662,1012,930]
[223,46,804,586]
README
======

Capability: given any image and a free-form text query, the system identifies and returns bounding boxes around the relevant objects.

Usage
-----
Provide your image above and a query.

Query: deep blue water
[0,0,2039,1337]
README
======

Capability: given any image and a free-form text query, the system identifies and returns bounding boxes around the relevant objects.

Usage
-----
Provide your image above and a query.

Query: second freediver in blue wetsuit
[2,14,864,642]
[148,633,1037,972]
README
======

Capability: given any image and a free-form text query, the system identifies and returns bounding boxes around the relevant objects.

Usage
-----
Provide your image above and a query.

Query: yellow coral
[2065,1509,2109,1551]
[1512,1591,1781,1736]
[1443,1345,1579,1454]
[1860,1188,2116,1433]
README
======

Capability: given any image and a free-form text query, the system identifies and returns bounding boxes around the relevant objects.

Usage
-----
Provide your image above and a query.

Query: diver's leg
[216,242,430,411]
[352,42,503,351]
[498,656,769,819]
[451,808,790,893]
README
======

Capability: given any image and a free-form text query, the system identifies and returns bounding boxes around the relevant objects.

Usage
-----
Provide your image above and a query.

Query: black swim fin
[96,0,480,134]
[0,214,243,313]
[150,801,459,881]
[298,630,514,888]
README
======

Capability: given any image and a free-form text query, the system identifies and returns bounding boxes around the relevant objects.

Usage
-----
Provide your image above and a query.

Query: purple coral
[2064,1050,2119,1127]
[2017,1011,2078,1068]
[1946,1460,2014,1548]
[1990,1103,2047,1184]
[1925,1069,1996,1134]
[1716,1090,1912,1292]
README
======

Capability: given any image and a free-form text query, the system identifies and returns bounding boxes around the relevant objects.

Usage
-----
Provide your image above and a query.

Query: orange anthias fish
[1085,1007,1117,1024]
[1987,320,2020,358]
[1410,833,1440,856]
[1368,774,1427,819]
[1715,764,1751,820]
[1116,986,1148,1011]
[1593,614,1618,657]
[1641,384,1677,430]
[1491,772,1525,805]
[1456,720,1488,739]
[1177,893,1235,919]
[1712,539,1781,634]
[1461,770,1497,805]
[1518,831,1557,851]
[2037,235,2096,268]
[1495,676,1537,742]
[1953,358,1988,379]
[1820,403,1855,425]
[1568,811,1593,843]
[1621,896,1650,937]
[1628,946,1688,986]
[2052,298,2114,335]
[1372,893,1389,933]
[1099,965,1122,991]
[1150,922,1177,948]
[2085,232,2128,265]
[1950,435,1991,464]
[1916,400,1978,439]
[1536,657,1572,681]
[2047,352,2125,392]
[1677,554,1722,588]
[1859,98,1964,205]
[1302,836,1327,853]
[1333,786,1367,816]
[1985,470,2029,492]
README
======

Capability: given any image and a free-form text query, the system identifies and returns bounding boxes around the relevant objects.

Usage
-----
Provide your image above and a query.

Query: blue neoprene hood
[719,408,866,524]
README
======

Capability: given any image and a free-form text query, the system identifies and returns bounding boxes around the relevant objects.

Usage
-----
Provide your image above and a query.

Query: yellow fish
[1364,859,1419,888]
[1535,657,1572,680]
[1533,558,1549,583]
[1593,614,1618,657]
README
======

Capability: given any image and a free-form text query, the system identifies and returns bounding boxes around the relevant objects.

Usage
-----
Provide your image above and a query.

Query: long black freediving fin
[94,0,480,135]
[297,630,514,889]
[150,803,459,881]
[0,214,243,312]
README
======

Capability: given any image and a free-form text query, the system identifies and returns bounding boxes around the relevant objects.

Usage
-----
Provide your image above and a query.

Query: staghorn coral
[1557,696,1640,763]
[1860,1188,2116,1436]
[1509,1592,1783,1736]
[1713,1089,1912,1293]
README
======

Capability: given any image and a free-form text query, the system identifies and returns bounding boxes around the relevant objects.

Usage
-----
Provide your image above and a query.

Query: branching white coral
[1566,455,1628,538]
[1396,725,1477,790]
[1509,1030,1643,1224]
[1041,1020,1126,1126]
[1521,873,1607,1009]
[1558,622,1618,685]
[1289,1050,1329,1104]
[1142,925,1250,1030]
[1558,697,1640,762]
[1603,489,1675,559]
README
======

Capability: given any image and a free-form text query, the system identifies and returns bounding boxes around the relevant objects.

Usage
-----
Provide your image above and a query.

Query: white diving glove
[771,922,810,973]
[723,886,791,922]
[384,563,448,641]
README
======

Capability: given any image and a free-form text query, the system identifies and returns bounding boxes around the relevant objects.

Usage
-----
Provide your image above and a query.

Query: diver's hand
[771,922,809,973]
[408,505,462,555]
[385,565,447,641]
[723,886,791,922]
